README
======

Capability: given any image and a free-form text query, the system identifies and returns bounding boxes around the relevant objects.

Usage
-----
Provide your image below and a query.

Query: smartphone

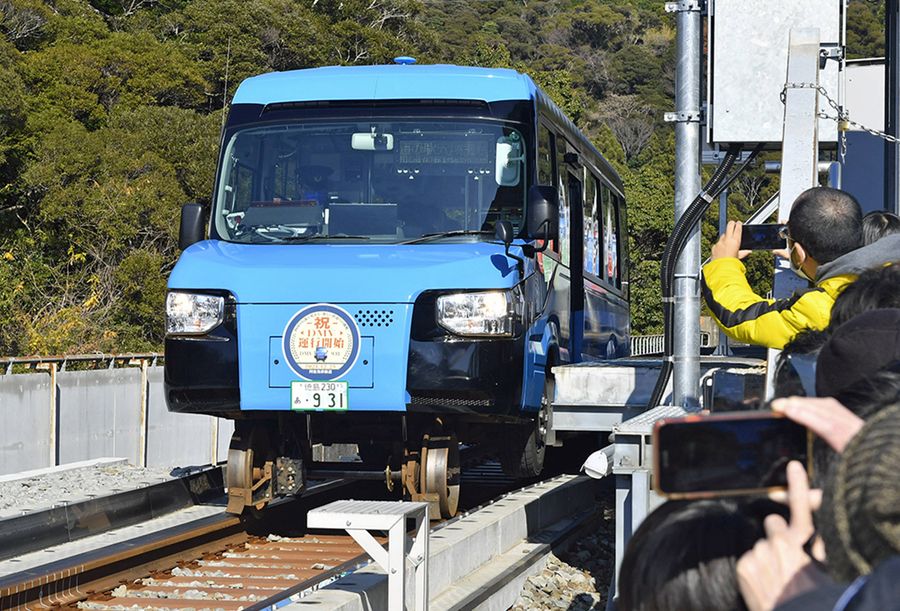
[653,411,811,498]
[739,223,787,250]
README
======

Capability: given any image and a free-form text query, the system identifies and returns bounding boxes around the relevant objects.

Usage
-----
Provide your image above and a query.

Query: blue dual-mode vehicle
[165,60,630,516]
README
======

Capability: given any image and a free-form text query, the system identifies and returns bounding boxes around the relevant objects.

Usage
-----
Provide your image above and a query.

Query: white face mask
[789,242,814,283]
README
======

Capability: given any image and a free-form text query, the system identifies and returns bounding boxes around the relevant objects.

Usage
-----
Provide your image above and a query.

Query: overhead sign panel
[708,0,843,145]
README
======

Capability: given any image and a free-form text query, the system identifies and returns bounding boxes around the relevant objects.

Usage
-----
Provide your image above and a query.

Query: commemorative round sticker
[282,304,360,380]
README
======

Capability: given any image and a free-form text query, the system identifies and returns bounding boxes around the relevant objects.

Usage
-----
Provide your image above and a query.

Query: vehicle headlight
[436,290,522,337]
[166,291,225,335]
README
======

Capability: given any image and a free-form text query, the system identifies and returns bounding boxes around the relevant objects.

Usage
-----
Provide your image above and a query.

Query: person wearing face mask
[700,187,900,349]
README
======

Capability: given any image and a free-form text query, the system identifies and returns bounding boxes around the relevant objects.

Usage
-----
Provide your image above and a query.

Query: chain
[781,81,900,162]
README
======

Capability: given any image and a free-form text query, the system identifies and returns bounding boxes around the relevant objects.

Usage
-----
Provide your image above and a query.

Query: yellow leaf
[2,251,13,261]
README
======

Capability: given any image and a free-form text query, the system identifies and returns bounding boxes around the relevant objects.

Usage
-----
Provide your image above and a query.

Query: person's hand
[711,220,752,260]
[773,248,791,261]
[737,462,834,611]
[771,396,864,453]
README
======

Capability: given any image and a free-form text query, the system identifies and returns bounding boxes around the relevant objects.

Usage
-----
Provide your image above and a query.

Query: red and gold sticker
[282,304,360,380]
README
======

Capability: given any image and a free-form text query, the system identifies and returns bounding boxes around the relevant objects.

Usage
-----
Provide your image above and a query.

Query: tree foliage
[0,0,883,354]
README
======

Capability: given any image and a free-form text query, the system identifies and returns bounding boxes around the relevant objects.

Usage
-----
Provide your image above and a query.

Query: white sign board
[708,0,842,144]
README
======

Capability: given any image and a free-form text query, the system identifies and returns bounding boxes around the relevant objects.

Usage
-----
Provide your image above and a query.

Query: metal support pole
[886,0,900,214]
[715,188,731,356]
[48,363,58,467]
[671,0,702,407]
[211,417,220,466]
[135,358,149,467]
[766,28,821,398]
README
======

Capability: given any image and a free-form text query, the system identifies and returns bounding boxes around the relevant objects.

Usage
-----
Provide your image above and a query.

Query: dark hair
[788,187,862,264]
[829,264,900,330]
[618,499,768,611]
[810,366,900,487]
[835,367,900,419]
[773,329,828,398]
[862,210,900,245]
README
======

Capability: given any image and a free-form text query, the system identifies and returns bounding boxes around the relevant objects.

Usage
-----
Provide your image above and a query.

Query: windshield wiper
[278,234,372,242]
[401,230,495,245]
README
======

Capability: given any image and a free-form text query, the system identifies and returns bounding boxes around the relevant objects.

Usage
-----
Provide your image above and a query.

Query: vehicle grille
[354,309,395,328]
[409,393,492,408]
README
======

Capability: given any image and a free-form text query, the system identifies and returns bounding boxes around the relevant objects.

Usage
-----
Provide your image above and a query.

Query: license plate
[291,381,349,411]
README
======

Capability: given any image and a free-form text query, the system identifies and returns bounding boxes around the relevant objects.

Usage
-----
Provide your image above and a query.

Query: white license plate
[291,381,349,411]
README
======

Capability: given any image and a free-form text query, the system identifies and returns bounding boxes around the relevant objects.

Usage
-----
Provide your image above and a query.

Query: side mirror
[526,185,559,242]
[179,203,206,250]
[494,219,523,279]
[494,220,514,245]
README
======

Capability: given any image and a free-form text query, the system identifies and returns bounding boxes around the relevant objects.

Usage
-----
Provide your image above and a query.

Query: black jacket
[775,556,900,611]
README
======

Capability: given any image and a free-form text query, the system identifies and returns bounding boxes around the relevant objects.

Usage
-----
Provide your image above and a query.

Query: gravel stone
[0,463,174,517]
[508,502,614,611]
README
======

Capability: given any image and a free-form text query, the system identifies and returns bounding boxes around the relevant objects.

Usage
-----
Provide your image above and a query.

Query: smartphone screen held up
[653,411,811,498]
[739,223,787,251]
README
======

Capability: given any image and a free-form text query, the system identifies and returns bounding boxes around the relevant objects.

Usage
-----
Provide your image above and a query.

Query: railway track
[0,454,533,611]
[0,478,356,611]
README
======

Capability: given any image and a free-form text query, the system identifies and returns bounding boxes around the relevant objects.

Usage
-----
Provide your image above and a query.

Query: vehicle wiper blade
[401,230,495,244]
[279,234,371,242]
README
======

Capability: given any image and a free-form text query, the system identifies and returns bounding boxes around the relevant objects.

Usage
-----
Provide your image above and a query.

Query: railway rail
[0,478,351,611]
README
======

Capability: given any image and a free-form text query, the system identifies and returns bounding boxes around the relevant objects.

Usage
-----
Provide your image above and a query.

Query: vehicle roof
[231,64,537,105]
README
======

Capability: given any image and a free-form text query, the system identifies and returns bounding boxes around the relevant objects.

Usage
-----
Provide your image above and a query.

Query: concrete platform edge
[0,466,224,562]
[0,457,127,484]
[277,474,599,611]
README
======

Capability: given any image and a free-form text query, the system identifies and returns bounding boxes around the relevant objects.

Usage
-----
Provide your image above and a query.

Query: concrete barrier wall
[57,369,143,465]
[0,366,232,476]
[0,373,54,474]
[146,367,234,468]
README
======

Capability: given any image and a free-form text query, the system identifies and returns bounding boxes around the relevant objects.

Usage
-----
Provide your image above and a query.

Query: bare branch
[0,0,47,43]
[593,94,656,161]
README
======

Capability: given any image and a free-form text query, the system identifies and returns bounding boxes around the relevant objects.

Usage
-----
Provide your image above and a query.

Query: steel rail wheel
[226,425,275,513]
[421,432,460,518]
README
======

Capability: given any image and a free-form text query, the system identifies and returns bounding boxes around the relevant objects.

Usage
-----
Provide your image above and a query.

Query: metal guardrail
[2,353,162,375]
[3,339,710,370]
[629,333,712,356]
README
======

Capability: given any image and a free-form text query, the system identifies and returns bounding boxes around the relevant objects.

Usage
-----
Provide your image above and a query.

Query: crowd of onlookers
[616,190,900,611]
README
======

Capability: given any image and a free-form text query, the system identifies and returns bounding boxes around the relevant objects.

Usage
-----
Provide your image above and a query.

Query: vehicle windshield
[214,119,527,244]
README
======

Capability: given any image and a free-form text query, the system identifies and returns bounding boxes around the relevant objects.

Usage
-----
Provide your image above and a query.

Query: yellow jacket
[701,258,853,349]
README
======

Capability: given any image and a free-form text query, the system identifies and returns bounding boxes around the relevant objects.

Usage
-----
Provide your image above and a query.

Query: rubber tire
[500,375,551,479]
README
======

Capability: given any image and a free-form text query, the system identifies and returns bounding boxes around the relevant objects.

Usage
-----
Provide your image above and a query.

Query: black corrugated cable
[646,142,765,409]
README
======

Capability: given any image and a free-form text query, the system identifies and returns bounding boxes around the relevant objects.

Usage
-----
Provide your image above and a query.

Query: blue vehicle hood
[168,240,524,303]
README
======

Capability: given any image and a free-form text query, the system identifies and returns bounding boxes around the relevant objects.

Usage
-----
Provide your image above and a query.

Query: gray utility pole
[886,0,900,214]
[671,0,702,407]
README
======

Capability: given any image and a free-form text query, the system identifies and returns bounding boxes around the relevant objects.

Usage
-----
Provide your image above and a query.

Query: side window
[600,185,618,286]
[601,184,619,287]
[584,175,601,277]
[538,123,556,186]
[556,137,570,263]
[616,194,628,294]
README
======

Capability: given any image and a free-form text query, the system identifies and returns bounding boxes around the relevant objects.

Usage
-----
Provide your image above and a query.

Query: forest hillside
[0,0,885,355]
